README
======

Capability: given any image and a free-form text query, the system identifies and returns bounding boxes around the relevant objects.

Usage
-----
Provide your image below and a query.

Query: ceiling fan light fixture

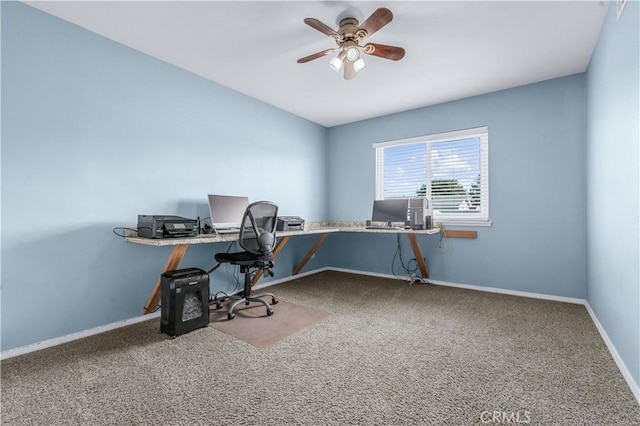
[353,57,366,72]
[345,46,360,62]
[329,50,345,71]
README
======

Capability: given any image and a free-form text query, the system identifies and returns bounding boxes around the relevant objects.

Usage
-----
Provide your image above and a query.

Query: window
[374,126,489,225]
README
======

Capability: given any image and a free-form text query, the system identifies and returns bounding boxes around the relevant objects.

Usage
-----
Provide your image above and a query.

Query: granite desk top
[124,221,439,247]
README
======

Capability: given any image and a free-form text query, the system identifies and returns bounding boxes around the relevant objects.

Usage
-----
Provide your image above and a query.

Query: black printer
[137,215,198,239]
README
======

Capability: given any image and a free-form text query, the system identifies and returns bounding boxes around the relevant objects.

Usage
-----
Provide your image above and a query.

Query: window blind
[374,127,489,225]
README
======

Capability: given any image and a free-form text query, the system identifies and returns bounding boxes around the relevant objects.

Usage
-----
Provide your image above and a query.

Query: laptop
[207,194,249,235]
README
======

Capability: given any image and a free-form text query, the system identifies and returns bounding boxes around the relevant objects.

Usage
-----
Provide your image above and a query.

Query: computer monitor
[208,195,249,231]
[371,199,409,224]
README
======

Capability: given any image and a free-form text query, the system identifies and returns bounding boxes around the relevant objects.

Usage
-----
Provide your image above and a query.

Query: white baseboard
[584,301,640,404]
[253,267,330,290]
[0,312,161,361]
[327,267,407,281]
[427,278,585,305]
[327,267,585,304]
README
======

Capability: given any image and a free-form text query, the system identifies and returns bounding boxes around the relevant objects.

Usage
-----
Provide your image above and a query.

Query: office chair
[213,201,279,320]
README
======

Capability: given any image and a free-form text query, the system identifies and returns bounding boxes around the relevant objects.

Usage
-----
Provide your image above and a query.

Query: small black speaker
[160,267,210,338]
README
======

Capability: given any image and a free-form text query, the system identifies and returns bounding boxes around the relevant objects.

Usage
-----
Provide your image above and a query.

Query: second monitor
[371,199,409,225]
[370,198,432,230]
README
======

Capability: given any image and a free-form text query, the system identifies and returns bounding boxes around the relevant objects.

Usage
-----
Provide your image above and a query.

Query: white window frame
[373,126,490,226]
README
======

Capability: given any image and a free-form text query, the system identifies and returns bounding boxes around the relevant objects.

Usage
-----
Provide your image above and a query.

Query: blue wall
[326,75,588,299]
[1,3,328,351]
[586,1,640,390]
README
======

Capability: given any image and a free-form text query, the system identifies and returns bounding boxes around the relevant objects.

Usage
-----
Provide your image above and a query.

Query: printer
[276,216,305,231]
[137,215,198,239]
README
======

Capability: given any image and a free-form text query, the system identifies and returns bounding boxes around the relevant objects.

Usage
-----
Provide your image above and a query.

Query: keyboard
[215,226,257,235]
[365,225,405,230]
[214,228,240,234]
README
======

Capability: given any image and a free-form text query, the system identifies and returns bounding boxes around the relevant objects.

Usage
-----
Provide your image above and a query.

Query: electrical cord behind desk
[112,227,142,238]
[392,233,428,284]
[435,223,449,254]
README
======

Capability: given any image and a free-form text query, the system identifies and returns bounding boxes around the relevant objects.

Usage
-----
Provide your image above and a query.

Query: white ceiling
[26,1,608,127]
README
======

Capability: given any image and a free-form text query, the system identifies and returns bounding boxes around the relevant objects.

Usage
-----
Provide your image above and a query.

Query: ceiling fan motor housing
[337,17,367,45]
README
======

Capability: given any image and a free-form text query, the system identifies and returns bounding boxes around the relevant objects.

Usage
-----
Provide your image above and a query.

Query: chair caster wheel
[266,309,274,316]
[227,313,235,320]
[272,297,279,305]
[216,303,222,310]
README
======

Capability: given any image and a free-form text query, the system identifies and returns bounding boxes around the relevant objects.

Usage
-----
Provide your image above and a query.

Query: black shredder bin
[160,268,210,337]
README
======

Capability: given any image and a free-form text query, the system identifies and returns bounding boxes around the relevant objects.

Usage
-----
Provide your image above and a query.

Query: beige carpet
[2,271,639,425]
[209,299,331,348]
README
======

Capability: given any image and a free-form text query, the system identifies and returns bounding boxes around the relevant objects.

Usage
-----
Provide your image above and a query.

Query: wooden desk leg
[292,233,329,275]
[406,233,429,278]
[250,236,290,286]
[143,244,189,314]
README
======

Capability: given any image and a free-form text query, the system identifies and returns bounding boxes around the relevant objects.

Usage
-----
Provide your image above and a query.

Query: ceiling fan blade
[359,8,393,38]
[303,18,340,39]
[363,43,405,61]
[297,49,337,64]
[343,61,357,80]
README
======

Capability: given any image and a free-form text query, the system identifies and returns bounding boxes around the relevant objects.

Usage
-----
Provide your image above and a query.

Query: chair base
[212,265,278,320]
[222,292,278,320]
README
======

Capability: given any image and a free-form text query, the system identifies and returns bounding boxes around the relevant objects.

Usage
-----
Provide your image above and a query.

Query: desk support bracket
[293,232,330,276]
[143,244,189,314]
[406,233,429,278]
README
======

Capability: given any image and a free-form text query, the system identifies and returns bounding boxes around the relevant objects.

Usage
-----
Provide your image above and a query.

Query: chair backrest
[238,201,278,257]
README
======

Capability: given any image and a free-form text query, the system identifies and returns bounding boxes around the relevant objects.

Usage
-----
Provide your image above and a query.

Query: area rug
[209,300,331,348]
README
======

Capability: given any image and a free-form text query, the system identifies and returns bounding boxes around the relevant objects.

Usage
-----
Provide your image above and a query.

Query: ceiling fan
[297,7,405,80]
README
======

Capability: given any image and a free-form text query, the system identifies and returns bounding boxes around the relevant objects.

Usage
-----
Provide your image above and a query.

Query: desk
[125,225,439,314]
